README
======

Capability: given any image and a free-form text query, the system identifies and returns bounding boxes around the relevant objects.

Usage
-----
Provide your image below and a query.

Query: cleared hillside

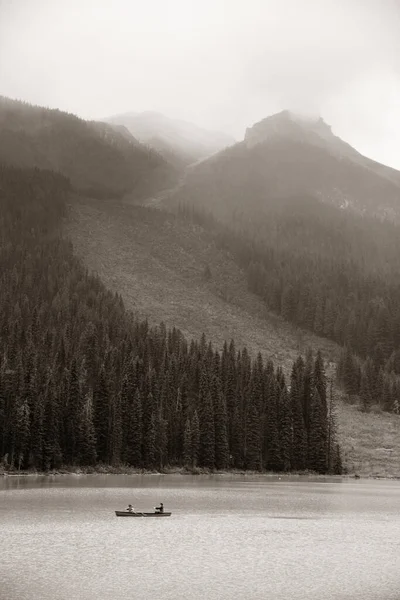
[67,195,338,366]
[66,196,400,477]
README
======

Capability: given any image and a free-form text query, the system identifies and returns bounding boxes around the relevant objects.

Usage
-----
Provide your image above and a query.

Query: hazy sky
[1,0,400,168]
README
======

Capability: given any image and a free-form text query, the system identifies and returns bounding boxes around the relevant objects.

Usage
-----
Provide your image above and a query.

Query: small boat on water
[115,511,172,517]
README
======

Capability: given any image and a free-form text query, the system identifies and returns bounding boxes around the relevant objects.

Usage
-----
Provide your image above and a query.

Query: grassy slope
[338,400,400,477]
[67,195,400,477]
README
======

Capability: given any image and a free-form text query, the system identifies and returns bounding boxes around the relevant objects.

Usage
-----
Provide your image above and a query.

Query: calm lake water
[1,474,400,600]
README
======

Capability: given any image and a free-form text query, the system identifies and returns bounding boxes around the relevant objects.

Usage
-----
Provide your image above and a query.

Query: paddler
[127,504,134,513]
[155,502,164,513]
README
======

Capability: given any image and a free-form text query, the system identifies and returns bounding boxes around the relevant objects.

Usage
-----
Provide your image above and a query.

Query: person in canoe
[155,502,164,513]
[127,504,134,513]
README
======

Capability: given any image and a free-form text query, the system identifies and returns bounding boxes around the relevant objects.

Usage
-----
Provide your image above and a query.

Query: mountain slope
[0,96,177,198]
[174,110,400,223]
[104,110,235,167]
[66,194,400,477]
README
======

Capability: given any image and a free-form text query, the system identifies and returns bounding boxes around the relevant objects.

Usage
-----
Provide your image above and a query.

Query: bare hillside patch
[67,195,338,370]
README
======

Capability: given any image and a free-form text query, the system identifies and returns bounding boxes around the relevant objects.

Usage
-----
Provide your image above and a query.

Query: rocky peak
[245,110,334,149]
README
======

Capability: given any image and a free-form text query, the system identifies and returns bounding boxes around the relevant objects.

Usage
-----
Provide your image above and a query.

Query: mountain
[1,98,399,476]
[104,110,235,168]
[174,110,400,222]
[0,96,177,199]
[67,193,400,477]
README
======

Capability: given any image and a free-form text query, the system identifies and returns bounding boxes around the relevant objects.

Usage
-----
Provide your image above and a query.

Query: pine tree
[14,398,30,470]
[302,349,314,440]
[78,391,97,465]
[144,412,157,468]
[183,418,192,467]
[94,368,111,463]
[230,402,244,468]
[191,410,200,467]
[290,364,307,471]
[308,389,327,474]
[126,388,143,467]
[278,386,292,472]
[199,390,215,469]
[155,409,168,470]
[313,350,328,466]
[30,394,45,469]
[333,443,343,475]
[110,389,122,466]
[214,385,229,470]
[143,391,156,467]
[264,380,281,471]
[245,395,262,471]
[326,379,339,473]
[43,376,62,470]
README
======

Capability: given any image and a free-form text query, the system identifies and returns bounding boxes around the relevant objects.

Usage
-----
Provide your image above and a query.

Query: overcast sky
[1,0,399,168]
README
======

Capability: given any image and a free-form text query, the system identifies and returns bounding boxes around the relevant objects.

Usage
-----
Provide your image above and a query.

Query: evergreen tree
[214,385,229,470]
[264,380,281,471]
[183,418,192,467]
[333,443,343,475]
[78,391,97,465]
[155,409,168,470]
[308,389,327,474]
[302,349,314,439]
[199,390,215,469]
[230,403,244,468]
[313,351,328,465]
[191,410,200,467]
[14,398,30,470]
[245,395,262,471]
[278,386,292,472]
[126,388,143,467]
[144,412,157,468]
[94,369,111,463]
[326,379,339,473]
[290,364,307,471]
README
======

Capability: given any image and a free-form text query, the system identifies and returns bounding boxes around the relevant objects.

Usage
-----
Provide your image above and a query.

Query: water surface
[1,474,399,600]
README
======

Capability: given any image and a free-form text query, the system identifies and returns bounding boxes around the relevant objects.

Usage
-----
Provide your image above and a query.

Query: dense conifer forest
[178,199,400,413]
[0,165,341,473]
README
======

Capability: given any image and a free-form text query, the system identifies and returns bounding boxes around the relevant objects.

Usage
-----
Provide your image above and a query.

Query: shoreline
[1,465,398,481]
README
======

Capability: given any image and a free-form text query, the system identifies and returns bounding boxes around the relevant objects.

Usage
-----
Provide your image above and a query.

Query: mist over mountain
[104,111,236,168]
[0,96,177,198]
[175,110,400,223]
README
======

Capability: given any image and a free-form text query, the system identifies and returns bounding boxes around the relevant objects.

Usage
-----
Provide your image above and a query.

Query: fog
[0,0,399,168]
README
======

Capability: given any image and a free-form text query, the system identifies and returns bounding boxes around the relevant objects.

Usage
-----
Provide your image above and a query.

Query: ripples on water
[1,475,400,600]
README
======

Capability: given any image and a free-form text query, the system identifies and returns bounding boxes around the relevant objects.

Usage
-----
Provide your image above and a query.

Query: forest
[0,165,341,474]
[178,198,400,414]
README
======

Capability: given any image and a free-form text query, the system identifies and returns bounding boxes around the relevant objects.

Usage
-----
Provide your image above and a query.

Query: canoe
[115,511,172,517]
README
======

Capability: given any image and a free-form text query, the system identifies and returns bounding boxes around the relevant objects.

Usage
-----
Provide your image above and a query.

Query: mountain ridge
[104,110,235,167]
[172,110,400,223]
[0,96,177,199]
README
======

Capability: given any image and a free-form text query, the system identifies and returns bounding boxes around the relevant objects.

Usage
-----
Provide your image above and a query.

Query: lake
[1,474,400,600]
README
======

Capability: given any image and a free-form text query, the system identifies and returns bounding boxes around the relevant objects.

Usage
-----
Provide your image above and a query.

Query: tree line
[0,164,341,473]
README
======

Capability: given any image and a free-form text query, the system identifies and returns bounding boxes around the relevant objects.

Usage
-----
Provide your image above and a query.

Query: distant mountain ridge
[174,109,400,223]
[104,110,235,168]
[0,96,177,198]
